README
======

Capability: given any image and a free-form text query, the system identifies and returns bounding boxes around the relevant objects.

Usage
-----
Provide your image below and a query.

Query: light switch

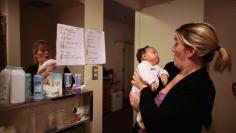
[92,66,98,80]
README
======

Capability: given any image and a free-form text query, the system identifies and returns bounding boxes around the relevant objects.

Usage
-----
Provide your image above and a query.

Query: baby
[130,46,168,129]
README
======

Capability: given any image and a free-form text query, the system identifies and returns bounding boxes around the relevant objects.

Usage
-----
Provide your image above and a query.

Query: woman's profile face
[171,37,188,69]
[35,44,50,64]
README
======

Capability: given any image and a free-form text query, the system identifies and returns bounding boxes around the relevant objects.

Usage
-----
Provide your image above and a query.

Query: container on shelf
[25,73,32,98]
[0,66,12,104]
[10,67,25,104]
[33,74,44,101]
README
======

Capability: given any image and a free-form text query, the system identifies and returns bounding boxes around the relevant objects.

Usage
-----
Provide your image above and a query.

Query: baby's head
[136,46,160,65]
[136,47,145,63]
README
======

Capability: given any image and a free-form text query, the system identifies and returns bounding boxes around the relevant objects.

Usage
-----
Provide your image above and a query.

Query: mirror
[0,14,7,71]
[20,0,84,77]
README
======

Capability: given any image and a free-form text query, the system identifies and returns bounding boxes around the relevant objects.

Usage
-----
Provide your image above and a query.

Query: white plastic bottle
[10,67,25,104]
[0,66,12,104]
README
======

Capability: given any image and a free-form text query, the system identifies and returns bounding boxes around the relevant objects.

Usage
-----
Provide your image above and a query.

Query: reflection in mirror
[20,0,85,80]
[0,14,7,71]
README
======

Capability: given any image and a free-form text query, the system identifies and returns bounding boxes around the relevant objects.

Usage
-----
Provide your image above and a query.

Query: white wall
[84,1,103,133]
[135,0,204,67]
[205,0,236,132]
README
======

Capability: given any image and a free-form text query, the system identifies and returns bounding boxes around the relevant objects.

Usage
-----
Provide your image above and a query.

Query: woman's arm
[40,64,56,78]
[129,71,148,111]
[131,71,148,90]
[139,75,215,132]
[139,88,160,132]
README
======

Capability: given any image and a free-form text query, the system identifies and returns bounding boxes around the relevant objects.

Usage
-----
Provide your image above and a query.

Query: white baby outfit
[131,60,168,129]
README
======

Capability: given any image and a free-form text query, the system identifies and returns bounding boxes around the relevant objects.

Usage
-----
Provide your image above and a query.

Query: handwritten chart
[84,29,106,64]
[56,24,85,65]
[56,24,106,65]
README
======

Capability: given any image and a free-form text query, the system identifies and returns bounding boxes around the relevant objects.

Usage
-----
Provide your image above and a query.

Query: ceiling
[20,0,173,26]
[20,0,83,13]
[104,0,174,25]
[112,0,174,10]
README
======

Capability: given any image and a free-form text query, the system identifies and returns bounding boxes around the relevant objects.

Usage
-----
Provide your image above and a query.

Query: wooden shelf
[47,116,89,133]
[0,89,93,133]
[0,90,92,111]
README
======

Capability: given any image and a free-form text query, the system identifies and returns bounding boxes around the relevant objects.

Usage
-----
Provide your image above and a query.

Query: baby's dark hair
[136,45,151,63]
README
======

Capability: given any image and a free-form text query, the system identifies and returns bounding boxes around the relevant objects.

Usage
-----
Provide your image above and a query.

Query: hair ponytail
[214,47,231,72]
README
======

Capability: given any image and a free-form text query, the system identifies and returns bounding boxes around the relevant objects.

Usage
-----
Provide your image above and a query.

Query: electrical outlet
[92,66,98,80]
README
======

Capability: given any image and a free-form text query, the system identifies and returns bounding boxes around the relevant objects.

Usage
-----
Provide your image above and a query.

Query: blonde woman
[25,40,56,92]
[130,22,231,133]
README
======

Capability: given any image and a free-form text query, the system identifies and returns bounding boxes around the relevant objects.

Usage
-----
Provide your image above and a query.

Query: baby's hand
[161,74,168,86]
[150,82,158,91]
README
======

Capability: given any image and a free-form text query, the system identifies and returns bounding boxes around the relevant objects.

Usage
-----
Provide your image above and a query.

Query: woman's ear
[187,46,198,58]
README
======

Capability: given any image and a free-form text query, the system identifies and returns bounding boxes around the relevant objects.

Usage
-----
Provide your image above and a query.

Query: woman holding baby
[25,40,56,93]
[130,22,231,133]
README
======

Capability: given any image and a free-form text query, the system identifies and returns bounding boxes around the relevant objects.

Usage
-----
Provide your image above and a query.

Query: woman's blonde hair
[32,40,49,64]
[176,22,231,72]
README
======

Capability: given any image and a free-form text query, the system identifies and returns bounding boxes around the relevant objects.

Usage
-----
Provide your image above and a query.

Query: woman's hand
[160,74,168,86]
[46,64,56,73]
[41,64,56,78]
[131,71,148,91]
[129,92,140,112]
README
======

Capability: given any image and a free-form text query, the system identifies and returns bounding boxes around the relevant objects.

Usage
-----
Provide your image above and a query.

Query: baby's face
[143,47,160,65]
